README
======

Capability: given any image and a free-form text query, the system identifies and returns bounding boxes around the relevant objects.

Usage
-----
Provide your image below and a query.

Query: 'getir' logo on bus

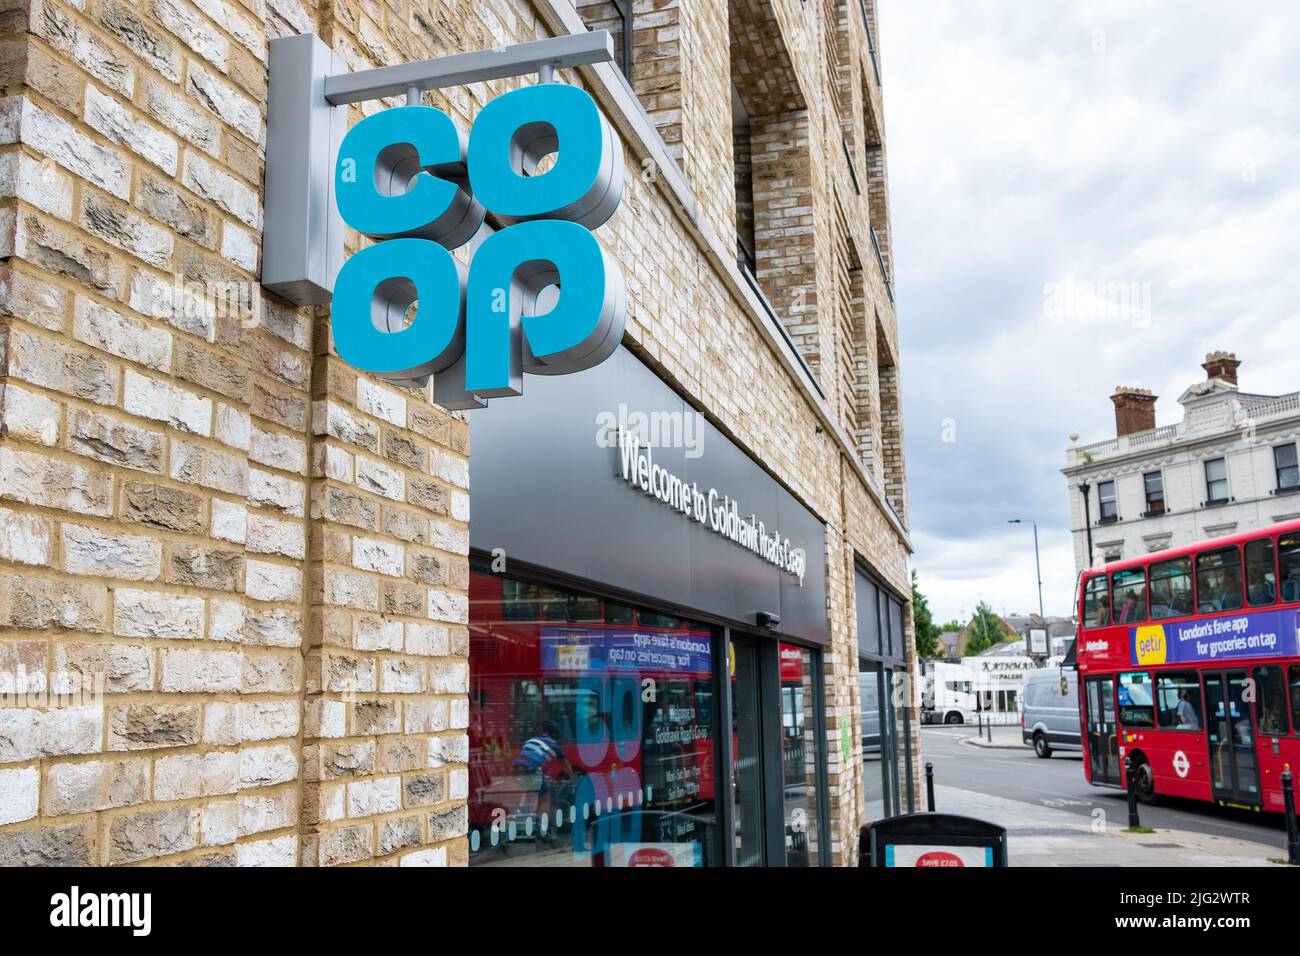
[331,83,626,408]
[1133,624,1167,666]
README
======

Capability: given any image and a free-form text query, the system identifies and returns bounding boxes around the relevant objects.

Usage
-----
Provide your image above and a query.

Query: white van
[1020,667,1080,757]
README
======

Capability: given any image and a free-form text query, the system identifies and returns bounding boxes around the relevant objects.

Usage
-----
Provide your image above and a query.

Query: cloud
[880,0,1300,623]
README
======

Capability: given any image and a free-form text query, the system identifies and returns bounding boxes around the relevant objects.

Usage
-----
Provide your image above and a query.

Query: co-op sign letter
[261,32,627,409]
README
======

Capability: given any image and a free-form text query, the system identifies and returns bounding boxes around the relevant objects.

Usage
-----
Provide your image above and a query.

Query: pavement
[934,784,1284,866]
[920,726,1288,867]
[962,725,1030,750]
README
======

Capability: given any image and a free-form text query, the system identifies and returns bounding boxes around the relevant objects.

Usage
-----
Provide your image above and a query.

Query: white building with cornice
[1063,352,1300,573]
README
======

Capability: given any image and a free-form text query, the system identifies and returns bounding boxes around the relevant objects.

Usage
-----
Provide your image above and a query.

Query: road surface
[920,725,1286,850]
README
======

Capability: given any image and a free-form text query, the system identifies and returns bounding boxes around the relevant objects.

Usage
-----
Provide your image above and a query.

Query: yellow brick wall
[0,0,913,866]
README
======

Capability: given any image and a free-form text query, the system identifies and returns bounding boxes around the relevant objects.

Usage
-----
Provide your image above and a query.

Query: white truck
[920,660,977,725]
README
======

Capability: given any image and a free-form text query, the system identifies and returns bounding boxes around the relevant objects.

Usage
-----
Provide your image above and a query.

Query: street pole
[1009,519,1045,621]
[1032,521,1044,621]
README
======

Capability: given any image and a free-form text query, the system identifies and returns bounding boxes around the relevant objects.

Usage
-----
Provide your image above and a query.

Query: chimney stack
[1111,387,1157,437]
[1202,351,1240,386]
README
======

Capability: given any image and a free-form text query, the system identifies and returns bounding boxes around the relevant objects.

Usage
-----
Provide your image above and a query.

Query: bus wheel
[1132,757,1159,805]
[1033,732,1052,759]
[945,712,963,725]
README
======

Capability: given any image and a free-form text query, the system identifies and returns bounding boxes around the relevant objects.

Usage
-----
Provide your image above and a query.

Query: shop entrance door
[730,638,766,866]
[1084,675,1121,786]
[1202,671,1261,807]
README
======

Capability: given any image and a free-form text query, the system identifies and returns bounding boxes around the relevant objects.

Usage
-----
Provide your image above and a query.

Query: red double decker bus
[1075,519,1300,812]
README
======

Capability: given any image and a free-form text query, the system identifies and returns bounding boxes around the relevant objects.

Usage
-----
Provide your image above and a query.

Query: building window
[1204,457,1229,504]
[1275,444,1299,493]
[574,1,635,82]
[1143,471,1165,516]
[467,569,720,867]
[1097,479,1118,523]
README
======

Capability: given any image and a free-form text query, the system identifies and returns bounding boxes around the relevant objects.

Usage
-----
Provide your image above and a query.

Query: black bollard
[1124,755,1140,829]
[1283,768,1300,865]
[925,761,936,812]
[986,717,992,743]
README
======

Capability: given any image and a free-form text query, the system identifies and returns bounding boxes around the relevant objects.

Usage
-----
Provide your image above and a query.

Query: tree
[964,601,1009,655]
[910,569,940,658]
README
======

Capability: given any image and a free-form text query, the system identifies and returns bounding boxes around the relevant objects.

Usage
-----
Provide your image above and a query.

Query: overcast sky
[879,1,1300,625]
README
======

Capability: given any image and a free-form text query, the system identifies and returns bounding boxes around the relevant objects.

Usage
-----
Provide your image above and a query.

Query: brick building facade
[0,0,914,866]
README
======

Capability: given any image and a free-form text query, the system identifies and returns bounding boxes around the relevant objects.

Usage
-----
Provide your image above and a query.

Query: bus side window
[1279,535,1300,604]
[1254,665,1290,736]
[1195,547,1243,612]
[1290,665,1300,735]
[1155,671,1201,730]
[1083,575,1110,627]
[1149,557,1193,619]
[1118,672,1154,727]
[1245,538,1277,607]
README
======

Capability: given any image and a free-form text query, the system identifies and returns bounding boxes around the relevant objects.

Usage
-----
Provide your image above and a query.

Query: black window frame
[1275,443,1299,493]
[1097,479,1118,523]
[1204,457,1229,505]
[1142,470,1165,517]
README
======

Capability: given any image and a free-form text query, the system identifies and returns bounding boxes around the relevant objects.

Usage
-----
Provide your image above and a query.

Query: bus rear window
[1083,575,1110,627]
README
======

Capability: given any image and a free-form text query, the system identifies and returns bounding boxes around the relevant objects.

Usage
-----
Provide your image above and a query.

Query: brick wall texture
[0,0,914,866]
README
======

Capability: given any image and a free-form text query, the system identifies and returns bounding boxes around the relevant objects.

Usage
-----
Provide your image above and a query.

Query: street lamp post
[1009,518,1044,621]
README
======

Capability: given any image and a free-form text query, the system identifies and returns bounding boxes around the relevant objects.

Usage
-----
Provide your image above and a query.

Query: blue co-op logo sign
[261,32,627,409]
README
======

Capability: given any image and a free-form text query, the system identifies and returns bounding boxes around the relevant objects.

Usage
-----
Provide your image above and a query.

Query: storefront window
[780,643,820,866]
[730,639,765,867]
[468,569,720,866]
[859,661,885,821]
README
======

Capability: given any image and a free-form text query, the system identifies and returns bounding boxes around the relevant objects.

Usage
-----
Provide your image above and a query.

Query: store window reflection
[856,567,908,822]
[780,643,820,866]
[859,662,885,820]
[468,570,719,866]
